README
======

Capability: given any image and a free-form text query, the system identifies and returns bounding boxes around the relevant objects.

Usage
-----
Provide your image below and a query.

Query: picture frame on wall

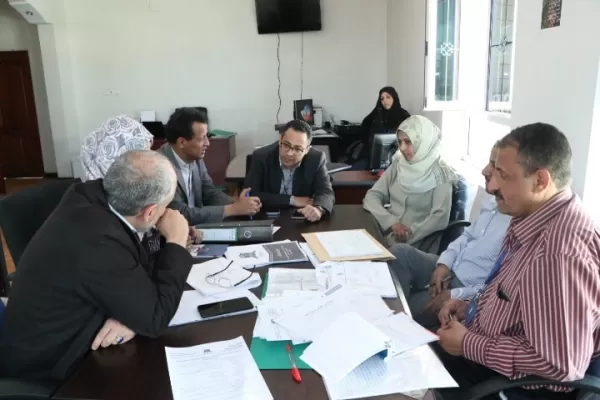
[541,0,562,29]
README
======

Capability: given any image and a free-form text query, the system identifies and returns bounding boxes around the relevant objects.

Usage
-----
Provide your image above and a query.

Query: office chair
[418,175,471,255]
[0,179,80,295]
[433,357,600,400]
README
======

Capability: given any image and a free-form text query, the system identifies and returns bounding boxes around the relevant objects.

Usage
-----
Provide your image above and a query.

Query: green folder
[250,272,312,370]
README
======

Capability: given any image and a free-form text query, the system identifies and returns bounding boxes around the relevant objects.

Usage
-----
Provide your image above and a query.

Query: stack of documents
[273,285,394,343]
[169,289,260,327]
[315,261,398,298]
[324,345,458,399]
[225,240,307,268]
[165,336,273,400]
[186,258,262,295]
[263,268,323,297]
[302,229,395,262]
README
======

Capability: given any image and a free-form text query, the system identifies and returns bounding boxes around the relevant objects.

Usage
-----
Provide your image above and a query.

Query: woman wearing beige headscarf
[363,115,457,251]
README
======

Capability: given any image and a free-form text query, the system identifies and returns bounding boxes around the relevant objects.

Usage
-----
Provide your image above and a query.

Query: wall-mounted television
[255,0,322,35]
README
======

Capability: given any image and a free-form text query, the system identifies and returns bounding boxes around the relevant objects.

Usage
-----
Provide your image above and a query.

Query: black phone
[197,297,254,319]
[291,209,305,220]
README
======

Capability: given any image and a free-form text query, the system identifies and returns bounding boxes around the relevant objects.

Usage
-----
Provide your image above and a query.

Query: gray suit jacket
[157,143,232,225]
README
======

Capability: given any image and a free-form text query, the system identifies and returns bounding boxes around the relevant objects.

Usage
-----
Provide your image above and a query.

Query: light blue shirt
[437,195,511,300]
[172,149,195,208]
[279,158,297,206]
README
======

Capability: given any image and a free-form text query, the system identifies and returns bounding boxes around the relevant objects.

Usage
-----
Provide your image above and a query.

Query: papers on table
[324,345,458,400]
[253,295,317,342]
[186,258,261,296]
[263,268,322,297]
[274,285,393,343]
[314,230,386,259]
[165,336,273,400]
[374,313,439,357]
[300,312,391,383]
[169,289,260,327]
[225,240,307,268]
[316,261,397,298]
[300,242,331,268]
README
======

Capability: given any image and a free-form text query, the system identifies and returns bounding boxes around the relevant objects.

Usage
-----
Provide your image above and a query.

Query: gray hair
[103,150,176,216]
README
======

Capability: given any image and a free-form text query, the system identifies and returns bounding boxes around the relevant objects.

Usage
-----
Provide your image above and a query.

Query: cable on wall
[276,33,282,123]
[300,32,304,99]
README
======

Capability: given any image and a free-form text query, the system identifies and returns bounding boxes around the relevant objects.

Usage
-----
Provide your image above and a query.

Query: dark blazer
[244,142,335,212]
[157,143,233,225]
[0,180,192,382]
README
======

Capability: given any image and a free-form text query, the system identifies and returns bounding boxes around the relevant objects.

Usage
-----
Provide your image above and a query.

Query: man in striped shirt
[434,123,600,400]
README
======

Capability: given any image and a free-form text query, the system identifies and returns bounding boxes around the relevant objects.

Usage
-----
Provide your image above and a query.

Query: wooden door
[0,51,44,177]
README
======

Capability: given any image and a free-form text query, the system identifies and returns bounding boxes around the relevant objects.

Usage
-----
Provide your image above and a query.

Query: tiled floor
[2,178,52,273]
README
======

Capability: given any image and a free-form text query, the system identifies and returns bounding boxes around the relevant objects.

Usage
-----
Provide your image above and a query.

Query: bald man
[0,151,193,384]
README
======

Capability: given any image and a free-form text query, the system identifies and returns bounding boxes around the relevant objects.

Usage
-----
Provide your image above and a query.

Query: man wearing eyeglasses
[244,120,335,222]
[158,108,262,224]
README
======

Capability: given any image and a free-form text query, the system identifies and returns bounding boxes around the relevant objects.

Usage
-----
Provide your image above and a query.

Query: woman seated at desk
[363,115,456,251]
[348,86,411,170]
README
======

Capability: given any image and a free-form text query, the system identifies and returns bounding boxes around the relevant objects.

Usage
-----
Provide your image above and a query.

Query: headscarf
[394,115,458,193]
[362,86,411,135]
[81,115,153,181]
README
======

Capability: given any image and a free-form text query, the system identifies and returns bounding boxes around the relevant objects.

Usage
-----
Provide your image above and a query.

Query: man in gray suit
[157,108,261,225]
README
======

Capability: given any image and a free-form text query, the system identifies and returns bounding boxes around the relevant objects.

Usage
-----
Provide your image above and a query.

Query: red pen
[286,344,302,383]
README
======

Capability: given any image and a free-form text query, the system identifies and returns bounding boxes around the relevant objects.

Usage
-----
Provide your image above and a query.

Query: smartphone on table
[197,297,255,319]
[291,209,305,220]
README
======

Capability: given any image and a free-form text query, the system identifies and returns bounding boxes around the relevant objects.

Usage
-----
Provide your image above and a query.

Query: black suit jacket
[0,180,192,382]
[244,142,335,212]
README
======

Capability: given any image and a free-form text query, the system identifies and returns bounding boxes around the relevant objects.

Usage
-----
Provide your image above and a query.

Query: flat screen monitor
[255,0,322,35]
[369,134,397,171]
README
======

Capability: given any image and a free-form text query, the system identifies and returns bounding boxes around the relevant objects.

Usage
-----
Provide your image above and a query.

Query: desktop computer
[369,134,397,171]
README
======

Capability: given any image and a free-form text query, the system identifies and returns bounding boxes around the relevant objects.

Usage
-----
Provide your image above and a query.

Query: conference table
[54,206,432,400]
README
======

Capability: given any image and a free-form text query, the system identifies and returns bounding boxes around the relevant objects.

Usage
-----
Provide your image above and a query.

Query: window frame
[485,0,517,114]
[425,0,462,111]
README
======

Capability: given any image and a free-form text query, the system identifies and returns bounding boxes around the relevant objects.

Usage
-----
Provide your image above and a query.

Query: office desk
[225,153,379,204]
[54,206,419,400]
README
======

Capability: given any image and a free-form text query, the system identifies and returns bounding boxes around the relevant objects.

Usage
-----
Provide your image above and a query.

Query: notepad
[186,258,262,295]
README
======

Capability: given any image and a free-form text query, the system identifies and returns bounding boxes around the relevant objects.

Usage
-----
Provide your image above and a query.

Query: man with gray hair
[0,151,193,385]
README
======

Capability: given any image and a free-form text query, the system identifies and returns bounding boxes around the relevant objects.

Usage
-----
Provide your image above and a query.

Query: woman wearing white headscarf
[80,115,202,252]
[81,115,154,181]
[363,115,457,251]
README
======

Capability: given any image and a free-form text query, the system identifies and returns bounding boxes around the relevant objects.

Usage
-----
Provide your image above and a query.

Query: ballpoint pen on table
[286,344,302,383]
[424,275,452,289]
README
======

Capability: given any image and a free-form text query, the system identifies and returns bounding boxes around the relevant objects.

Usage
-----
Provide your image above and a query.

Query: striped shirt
[438,195,511,300]
[463,190,600,390]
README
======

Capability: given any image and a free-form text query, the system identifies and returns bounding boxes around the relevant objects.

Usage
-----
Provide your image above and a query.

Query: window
[486,0,516,113]
[425,0,461,109]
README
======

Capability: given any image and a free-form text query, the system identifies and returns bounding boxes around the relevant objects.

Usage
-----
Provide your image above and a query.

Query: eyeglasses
[280,141,307,156]
[204,260,256,289]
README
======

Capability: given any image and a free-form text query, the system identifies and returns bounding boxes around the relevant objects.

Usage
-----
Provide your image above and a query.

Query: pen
[424,275,451,289]
[246,190,253,221]
[286,344,302,383]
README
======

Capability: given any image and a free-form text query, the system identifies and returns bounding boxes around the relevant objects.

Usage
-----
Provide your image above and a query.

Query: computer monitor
[369,133,397,171]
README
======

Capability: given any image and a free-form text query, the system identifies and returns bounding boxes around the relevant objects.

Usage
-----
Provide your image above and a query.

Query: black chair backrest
[437,175,468,253]
[0,179,80,267]
[245,154,253,176]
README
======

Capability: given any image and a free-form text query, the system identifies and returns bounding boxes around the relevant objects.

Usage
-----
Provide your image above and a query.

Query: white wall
[386,0,426,115]
[42,0,386,168]
[0,0,56,173]
[511,0,600,197]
